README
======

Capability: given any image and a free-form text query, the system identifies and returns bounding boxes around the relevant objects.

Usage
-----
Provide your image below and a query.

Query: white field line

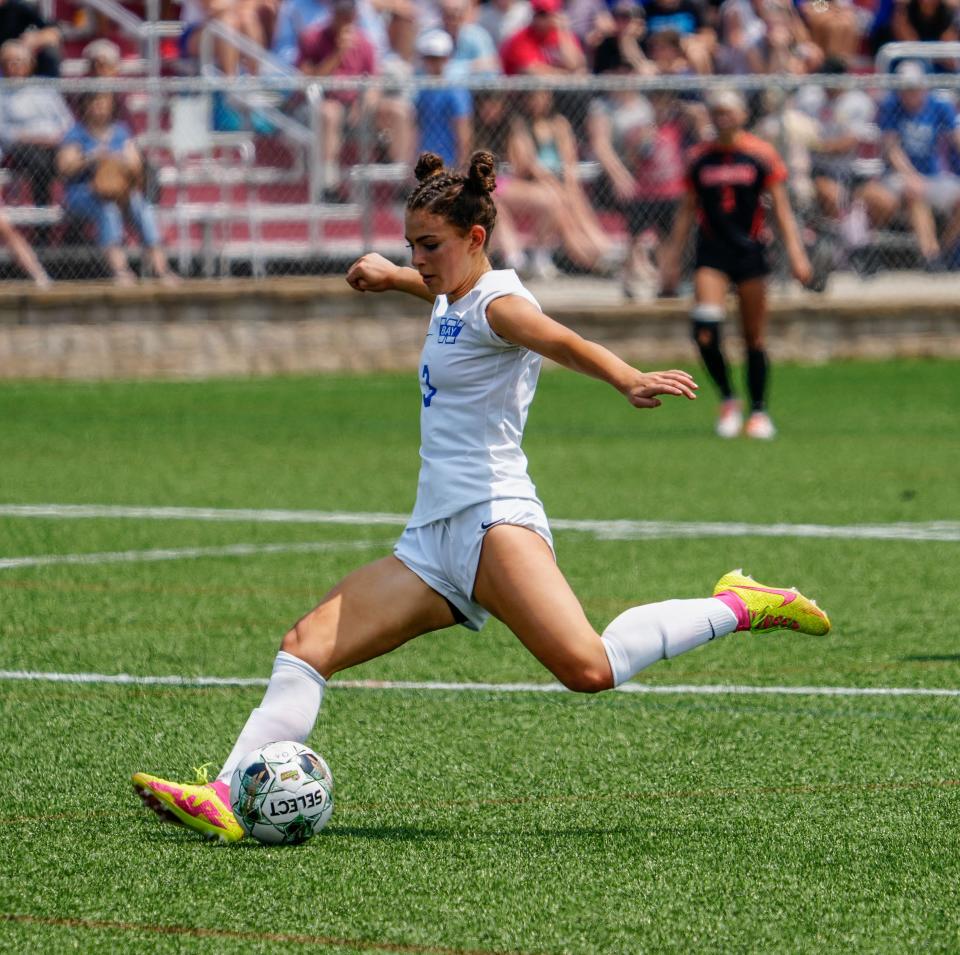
[0,503,958,542]
[0,540,384,570]
[2,669,960,698]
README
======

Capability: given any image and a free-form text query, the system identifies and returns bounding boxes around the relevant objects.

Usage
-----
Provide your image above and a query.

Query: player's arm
[487,295,697,409]
[345,253,435,302]
[768,181,812,286]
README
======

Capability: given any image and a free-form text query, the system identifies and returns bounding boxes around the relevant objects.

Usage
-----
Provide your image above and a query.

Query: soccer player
[660,89,812,440]
[133,151,830,841]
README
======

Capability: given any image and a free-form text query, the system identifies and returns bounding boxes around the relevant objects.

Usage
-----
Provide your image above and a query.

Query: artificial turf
[0,360,958,953]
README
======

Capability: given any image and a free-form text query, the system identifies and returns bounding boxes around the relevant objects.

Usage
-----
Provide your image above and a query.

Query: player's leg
[216,555,457,777]
[473,525,737,692]
[134,556,457,839]
[736,276,776,439]
[691,266,739,437]
[473,525,830,693]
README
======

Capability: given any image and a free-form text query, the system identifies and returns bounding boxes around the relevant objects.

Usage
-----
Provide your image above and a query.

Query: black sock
[692,321,733,399]
[746,348,769,412]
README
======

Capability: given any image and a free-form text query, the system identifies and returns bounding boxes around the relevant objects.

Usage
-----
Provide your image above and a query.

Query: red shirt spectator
[500,0,586,75]
[298,0,377,104]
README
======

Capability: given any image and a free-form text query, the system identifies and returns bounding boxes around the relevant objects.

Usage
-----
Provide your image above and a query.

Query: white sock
[600,598,738,687]
[217,651,326,784]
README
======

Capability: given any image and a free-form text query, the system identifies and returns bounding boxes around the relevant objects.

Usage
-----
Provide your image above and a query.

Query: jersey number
[421,364,437,407]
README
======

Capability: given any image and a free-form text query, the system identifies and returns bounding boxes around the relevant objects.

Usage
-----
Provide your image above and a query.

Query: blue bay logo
[438,317,465,344]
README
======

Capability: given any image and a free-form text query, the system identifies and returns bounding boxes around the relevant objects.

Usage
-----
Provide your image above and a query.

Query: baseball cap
[705,88,746,113]
[531,0,563,14]
[416,29,454,58]
[83,38,121,65]
[895,59,926,81]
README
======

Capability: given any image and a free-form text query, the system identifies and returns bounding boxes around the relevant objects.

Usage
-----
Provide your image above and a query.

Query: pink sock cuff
[211,779,231,801]
[714,591,750,631]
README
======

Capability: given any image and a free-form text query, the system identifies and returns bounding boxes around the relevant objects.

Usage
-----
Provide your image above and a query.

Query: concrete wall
[0,277,957,379]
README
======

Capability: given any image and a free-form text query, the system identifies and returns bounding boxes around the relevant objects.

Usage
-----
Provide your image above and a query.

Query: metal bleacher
[2,0,387,278]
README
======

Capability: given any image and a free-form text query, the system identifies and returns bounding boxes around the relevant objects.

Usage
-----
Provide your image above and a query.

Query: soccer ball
[229,741,334,845]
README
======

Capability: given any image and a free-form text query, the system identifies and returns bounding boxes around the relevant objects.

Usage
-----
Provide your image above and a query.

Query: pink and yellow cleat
[714,569,831,636]
[132,770,244,842]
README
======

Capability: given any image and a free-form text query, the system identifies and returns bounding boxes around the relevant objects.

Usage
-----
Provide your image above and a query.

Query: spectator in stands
[415,30,472,169]
[57,92,178,287]
[660,88,811,440]
[500,0,587,75]
[477,0,530,44]
[591,0,657,75]
[178,0,277,76]
[0,0,61,77]
[588,90,687,298]
[0,41,72,215]
[802,59,877,232]
[507,88,615,270]
[642,0,716,74]
[377,7,419,164]
[81,39,133,126]
[796,0,863,60]
[645,27,694,73]
[438,0,501,77]
[0,206,51,286]
[472,89,570,278]
[298,0,378,193]
[714,0,764,73]
[273,0,395,68]
[716,0,821,74]
[892,0,958,44]
[862,60,960,269]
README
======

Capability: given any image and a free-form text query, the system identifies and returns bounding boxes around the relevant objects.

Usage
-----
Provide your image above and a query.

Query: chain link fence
[3,72,960,291]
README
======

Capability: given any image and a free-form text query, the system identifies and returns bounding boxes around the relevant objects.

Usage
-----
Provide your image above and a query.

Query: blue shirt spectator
[60,119,132,196]
[438,0,501,78]
[643,0,704,37]
[877,88,959,175]
[57,91,177,285]
[415,29,471,168]
[415,85,472,167]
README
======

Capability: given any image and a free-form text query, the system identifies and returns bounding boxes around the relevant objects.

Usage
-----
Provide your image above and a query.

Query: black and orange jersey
[685,133,788,251]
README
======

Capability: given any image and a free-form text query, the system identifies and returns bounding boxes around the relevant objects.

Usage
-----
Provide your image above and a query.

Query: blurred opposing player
[133,151,829,841]
[661,89,812,440]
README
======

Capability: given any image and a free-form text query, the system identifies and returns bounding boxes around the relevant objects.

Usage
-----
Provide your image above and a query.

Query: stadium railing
[4,72,960,286]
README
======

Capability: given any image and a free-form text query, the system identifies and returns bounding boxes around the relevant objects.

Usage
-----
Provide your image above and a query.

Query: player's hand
[345,253,399,293]
[624,369,698,408]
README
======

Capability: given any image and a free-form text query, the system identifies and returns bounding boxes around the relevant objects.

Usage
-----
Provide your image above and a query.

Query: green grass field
[1,360,959,954]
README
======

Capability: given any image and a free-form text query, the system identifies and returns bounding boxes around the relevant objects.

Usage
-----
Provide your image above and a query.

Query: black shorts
[694,237,769,283]
[623,198,680,238]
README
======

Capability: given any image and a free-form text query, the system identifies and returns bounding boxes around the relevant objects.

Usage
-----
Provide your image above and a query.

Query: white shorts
[394,498,554,631]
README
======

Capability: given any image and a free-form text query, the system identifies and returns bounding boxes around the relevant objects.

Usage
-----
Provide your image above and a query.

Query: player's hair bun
[414,152,446,182]
[466,151,497,195]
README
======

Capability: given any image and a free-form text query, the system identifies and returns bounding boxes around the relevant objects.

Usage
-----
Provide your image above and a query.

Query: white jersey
[408,269,543,527]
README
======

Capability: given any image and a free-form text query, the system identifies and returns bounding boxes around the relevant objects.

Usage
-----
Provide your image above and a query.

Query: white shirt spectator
[0,85,73,147]
[476,0,531,44]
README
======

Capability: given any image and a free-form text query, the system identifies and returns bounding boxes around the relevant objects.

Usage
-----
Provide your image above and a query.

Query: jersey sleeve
[761,144,788,187]
[478,286,542,347]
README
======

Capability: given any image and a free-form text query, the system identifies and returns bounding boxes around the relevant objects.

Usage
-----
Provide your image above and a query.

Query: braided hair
[406,151,498,247]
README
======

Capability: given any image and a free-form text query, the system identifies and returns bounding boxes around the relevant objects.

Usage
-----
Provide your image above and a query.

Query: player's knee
[281,607,334,666]
[556,662,613,694]
[691,305,724,348]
